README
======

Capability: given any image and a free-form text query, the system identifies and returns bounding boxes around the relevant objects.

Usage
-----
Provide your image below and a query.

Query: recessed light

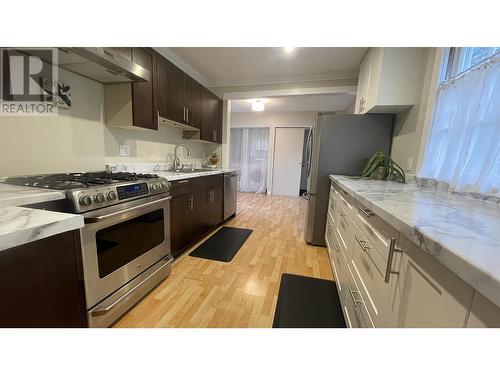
[251,100,265,112]
[284,47,295,53]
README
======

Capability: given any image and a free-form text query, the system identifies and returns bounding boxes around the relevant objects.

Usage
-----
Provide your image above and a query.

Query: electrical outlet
[119,144,130,157]
[406,157,413,171]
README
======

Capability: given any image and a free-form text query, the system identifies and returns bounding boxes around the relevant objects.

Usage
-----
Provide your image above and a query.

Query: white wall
[390,48,441,175]
[0,68,220,176]
[230,111,316,193]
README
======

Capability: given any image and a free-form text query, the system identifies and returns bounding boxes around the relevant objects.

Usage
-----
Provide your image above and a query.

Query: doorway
[272,127,307,196]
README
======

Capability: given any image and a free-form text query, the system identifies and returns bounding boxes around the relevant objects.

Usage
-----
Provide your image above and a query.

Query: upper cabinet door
[200,87,222,143]
[213,95,223,143]
[183,74,202,129]
[131,48,157,130]
[355,48,424,114]
[161,57,185,124]
[200,86,213,142]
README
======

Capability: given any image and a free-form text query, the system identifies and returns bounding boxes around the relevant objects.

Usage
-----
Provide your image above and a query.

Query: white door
[272,127,305,196]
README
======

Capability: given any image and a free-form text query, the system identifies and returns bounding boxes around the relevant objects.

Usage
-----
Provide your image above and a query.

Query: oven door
[81,193,171,309]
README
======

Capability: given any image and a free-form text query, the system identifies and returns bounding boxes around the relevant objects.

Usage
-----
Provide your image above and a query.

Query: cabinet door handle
[384,238,402,283]
[359,207,374,217]
[183,107,186,122]
[187,108,189,123]
[355,235,370,252]
[348,286,363,307]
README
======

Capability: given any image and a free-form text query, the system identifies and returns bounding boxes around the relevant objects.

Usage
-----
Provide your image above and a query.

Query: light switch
[119,144,130,157]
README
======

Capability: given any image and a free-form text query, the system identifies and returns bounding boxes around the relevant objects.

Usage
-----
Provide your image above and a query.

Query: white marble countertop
[329,175,500,307]
[155,169,237,181]
[0,206,84,252]
[0,183,66,208]
[106,163,237,181]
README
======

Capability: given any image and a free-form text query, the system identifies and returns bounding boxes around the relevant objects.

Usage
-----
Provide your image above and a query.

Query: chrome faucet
[173,144,192,170]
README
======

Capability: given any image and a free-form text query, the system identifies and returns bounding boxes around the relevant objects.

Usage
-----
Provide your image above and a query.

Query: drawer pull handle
[355,235,370,252]
[348,286,363,307]
[384,238,403,283]
[176,180,189,184]
[359,207,374,217]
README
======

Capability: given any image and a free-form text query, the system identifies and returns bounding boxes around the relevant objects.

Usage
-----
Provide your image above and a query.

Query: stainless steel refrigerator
[304,113,394,246]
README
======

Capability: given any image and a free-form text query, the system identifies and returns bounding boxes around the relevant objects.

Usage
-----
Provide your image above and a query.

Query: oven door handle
[90,255,173,317]
[84,196,171,223]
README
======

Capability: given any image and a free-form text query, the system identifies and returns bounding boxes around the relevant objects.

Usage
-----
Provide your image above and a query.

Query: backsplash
[0,68,220,176]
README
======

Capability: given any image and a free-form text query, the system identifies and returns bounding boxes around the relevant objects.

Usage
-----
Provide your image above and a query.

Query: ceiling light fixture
[284,47,295,53]
[251,100,265,112]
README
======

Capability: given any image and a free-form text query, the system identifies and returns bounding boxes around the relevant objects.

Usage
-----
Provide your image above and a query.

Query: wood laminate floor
[114,192,333,328]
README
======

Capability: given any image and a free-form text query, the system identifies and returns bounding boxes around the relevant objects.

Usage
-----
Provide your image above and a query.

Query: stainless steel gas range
[2,171,173,327]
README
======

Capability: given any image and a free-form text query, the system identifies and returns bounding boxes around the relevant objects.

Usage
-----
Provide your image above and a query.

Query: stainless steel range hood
[57,47,150,83]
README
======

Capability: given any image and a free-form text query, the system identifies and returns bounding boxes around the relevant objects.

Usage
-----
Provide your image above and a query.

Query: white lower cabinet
[466,291,500,328]
[327,181,500,328]
[349,222,401,327]
[393,236,474,327]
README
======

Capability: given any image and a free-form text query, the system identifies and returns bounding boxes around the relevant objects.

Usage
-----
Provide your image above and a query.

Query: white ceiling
[169,47,367,87]
[231,93,356,113]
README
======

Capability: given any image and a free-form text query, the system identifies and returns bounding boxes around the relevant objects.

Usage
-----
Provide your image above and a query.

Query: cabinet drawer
[170,179,191,196]
[352,201,399,263]
[335,206,353,260]
[345,265,374,328]
[331,184,355,216]
[350,223,398,327]
[328,231,351,326]
[327,192,337,224]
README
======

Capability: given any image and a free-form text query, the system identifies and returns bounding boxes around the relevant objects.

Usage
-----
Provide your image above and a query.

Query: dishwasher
[223,171,238,220]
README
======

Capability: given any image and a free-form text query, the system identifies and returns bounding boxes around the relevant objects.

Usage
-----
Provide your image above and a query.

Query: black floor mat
[189,227,253,262]
[273,273,346,328]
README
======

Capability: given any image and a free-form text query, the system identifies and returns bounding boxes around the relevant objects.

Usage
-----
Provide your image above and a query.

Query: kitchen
[0,3,499,374]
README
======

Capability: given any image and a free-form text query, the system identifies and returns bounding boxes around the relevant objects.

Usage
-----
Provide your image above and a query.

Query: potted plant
[358,151,406,183]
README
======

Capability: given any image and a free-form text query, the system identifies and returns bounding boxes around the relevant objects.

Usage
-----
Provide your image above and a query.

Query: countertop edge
[0,185,66,208]
[0,207,84,252]
[158,169,237,181]
[329,175,500,308]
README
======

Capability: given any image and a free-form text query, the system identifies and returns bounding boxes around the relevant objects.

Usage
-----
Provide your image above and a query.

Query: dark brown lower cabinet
[0,230,87,328]
[170,175,225,258]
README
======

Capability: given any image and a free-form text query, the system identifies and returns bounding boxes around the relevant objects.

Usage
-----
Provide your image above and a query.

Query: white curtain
[230,127,269,193]
[419,56,500,197]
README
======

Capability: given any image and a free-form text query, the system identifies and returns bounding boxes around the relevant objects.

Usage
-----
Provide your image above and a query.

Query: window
[230,127,270,193]
[419,47,500,197]
[444,47,500,79]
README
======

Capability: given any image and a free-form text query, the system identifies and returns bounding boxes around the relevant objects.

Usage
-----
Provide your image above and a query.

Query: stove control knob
[107,191,117,201]
[159,181,167,190]
[151,183,158,191]
[79,195,92,206]
[94,193,105,203]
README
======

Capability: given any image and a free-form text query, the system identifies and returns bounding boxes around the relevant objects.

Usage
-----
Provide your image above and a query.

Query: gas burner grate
[1,171,160,190]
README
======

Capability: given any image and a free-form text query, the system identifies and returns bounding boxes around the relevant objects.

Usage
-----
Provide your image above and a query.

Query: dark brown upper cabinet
[105,48,222,142]
[104,47,158,131]
[200,86,223,143]
[157,56,184,124]
[156,55,202,130]
[183,74,202,129]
